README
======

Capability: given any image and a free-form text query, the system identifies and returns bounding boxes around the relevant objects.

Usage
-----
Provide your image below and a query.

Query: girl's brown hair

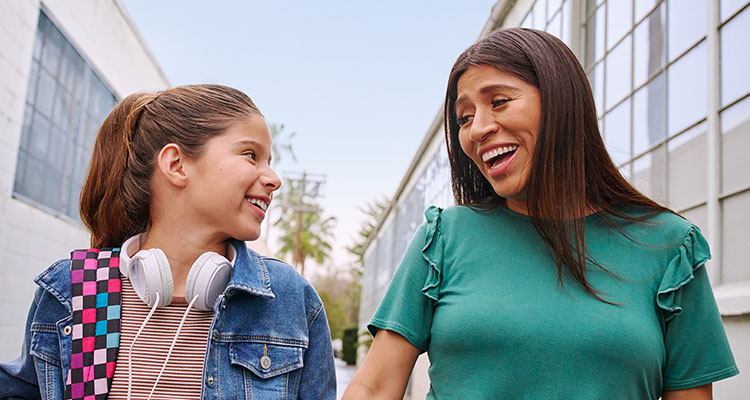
[444,28,675,302]
[80,84,261,248]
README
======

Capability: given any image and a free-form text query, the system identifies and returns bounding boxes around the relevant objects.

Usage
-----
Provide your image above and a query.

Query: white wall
[0,0,169,360]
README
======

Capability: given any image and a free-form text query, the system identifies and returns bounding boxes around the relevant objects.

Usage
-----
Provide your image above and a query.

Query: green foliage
[319,290,347,339]
[341,326,359,365]
[347,196,389,277]
[274,205,335,274]
[268,123,297,167]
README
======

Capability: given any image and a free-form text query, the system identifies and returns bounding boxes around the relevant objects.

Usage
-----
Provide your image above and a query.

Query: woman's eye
[492,98,510,107]
[244,151,257,161]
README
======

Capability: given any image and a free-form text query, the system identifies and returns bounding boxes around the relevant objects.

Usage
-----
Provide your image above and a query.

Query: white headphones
[119,234,235,311]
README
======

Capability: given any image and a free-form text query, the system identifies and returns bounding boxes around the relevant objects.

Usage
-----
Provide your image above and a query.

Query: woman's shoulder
[427,204,496,223]
[613,207,698,246]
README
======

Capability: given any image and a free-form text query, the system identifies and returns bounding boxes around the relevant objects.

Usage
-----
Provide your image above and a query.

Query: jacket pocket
[29,324,61,367]
[229,341,305,399]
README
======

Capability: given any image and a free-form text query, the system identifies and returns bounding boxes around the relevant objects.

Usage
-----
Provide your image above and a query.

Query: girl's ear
[156,143,188,188]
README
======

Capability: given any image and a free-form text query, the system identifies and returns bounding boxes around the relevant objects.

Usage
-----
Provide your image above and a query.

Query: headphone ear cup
[184,252,232,311]
[128,248,174,307]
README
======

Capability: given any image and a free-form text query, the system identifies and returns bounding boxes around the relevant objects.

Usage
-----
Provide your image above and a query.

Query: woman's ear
[156,143,188,188]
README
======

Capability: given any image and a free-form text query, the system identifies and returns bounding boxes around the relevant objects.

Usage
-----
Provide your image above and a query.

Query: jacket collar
[35,258,73,313]
[35,240,275,308]
[225,239,275,299]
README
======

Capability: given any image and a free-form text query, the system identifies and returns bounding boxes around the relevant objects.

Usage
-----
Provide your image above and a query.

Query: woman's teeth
[481,144,519,162]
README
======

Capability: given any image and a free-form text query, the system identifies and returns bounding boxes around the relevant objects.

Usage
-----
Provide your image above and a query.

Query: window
[14,12,117,221]
[581,0,750,288]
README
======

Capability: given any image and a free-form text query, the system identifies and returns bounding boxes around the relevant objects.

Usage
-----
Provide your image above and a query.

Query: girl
[0,84,336,399]
[344,28,737,399]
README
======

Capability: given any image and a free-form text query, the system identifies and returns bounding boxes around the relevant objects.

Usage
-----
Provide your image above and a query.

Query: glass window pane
[633,146,667,204]
[605,35,632,109]
[549,0,563,16]
[634,2,666,88]
[25,61,39,106]
[36,67,56,119]
[587,0,605,13]
[721,0,749,21]
[522,11,533,28]
[682,205,707,232]
[721,96,750,193]
[722,190,750,282]
[720,7,750,106]
[667,122,707,209]
[14,11,118,221]
[634,72,667,155]
[667,0,707,61]
[635,0,659,22]
[607,0,633,49]
[620,164,632,181]
[668,42,707,136]
[40,21,63,75]
[29,111,50,156]
[562,0,571,46]
[604,99,631,166]
[534,1,547,30]
[585,4,606,67]
[547,10,562,39]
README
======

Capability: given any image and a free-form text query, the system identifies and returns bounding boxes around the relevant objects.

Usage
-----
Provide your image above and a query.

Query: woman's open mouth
[481,145,518,175]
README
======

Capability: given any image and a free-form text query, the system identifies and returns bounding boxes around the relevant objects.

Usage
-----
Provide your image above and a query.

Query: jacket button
[207,375,214,385]
[260,355,271,370]
[63,326,72,336]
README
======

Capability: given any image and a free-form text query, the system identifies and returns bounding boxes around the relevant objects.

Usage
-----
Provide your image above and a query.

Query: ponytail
[80,93,156,248]
[80,84,261,249]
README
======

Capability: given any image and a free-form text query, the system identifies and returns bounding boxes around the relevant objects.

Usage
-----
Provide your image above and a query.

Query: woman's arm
[342,329,421,400]
[662,383,712,399]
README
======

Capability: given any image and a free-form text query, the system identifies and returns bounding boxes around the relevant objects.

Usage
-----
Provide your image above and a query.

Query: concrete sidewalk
[335,357,358,399]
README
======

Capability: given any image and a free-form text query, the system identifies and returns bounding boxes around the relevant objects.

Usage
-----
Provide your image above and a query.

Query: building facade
[0,0,169,361]
[358,0,749,398]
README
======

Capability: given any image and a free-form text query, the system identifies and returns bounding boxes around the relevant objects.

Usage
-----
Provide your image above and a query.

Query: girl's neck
[140,226,228,296]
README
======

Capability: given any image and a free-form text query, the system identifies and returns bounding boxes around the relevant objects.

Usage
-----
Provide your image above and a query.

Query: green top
[369,205,738,399]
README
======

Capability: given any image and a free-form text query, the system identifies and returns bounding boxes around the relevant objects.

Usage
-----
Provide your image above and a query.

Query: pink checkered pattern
[64,248,122,400]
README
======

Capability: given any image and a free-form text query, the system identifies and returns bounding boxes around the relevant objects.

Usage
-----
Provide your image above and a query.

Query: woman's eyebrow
[455,83,521,107]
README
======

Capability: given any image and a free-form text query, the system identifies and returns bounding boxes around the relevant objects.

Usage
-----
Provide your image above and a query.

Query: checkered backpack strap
[65,248,122,400]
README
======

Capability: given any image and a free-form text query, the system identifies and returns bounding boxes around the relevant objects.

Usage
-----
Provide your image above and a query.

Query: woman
[0,84,336,399]
[344,28,738,399]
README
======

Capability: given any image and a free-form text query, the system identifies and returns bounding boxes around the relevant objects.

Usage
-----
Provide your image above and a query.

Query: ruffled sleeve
[656,225,711,322]
[420,206,443,301]
[658,224,739,389]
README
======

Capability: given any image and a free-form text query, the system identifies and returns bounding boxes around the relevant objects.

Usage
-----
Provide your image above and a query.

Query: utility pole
[277,171,326,276]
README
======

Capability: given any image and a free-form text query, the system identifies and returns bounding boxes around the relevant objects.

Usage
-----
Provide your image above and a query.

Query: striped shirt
[108,276,214,399]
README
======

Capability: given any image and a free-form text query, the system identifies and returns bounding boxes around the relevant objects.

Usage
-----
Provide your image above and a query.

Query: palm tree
[274,201,336,276]
[268,123,297,167]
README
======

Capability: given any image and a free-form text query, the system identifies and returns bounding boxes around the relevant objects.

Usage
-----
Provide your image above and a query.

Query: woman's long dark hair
[444,28,676,302]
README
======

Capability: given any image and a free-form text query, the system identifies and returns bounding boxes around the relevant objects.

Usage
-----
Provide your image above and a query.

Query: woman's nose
[469,109,498,142]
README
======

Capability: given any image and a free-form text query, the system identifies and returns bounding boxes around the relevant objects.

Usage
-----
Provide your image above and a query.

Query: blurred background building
[357,0,750,398]
[0,0,169,360]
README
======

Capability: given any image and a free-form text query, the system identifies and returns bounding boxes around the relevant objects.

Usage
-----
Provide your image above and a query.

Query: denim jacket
[0,240,336,399]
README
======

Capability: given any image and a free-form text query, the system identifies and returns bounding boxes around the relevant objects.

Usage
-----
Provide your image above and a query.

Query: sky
[121,0,498,277]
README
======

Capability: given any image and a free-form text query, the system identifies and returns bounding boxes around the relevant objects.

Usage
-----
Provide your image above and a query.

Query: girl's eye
[244,151,257,161]
[492,98,510,107]
[457,115,473,127]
